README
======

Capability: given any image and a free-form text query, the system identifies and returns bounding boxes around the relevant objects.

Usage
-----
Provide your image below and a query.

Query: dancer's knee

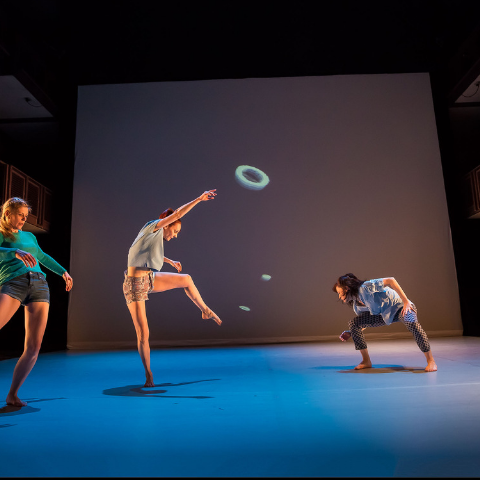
[182,274,193,287]
[348,319,360,331]
[23,343,41,360]
[404,318,421,332]
[135,325,150,344]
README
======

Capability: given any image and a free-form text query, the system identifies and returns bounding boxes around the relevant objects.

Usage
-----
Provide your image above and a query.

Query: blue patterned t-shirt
[353,278,404,325]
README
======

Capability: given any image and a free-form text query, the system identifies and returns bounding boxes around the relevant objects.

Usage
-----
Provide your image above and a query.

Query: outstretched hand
[339,331,351,342]
[198,189,217,202]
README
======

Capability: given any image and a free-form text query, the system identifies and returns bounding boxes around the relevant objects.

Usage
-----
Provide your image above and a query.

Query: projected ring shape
[235,165,270,191]
[239,306,250,311]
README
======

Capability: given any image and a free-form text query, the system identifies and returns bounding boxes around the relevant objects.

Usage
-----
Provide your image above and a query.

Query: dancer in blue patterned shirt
[333,273,437,372]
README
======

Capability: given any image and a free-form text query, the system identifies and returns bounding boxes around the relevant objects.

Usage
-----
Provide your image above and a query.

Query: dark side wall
[447,106,480,336]
[0,111,76,357]
[431,71,480,337]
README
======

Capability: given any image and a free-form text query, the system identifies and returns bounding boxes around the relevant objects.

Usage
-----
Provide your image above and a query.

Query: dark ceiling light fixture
[24,97,42,108]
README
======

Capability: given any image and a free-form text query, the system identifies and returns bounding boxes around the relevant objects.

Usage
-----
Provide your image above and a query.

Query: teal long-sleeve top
[0,231,66,285]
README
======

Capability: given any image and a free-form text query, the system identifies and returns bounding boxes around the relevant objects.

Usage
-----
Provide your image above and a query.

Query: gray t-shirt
[127,220,164,271]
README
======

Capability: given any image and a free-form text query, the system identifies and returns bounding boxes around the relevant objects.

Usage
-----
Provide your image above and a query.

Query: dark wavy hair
[159,208,181,224]
[332,273,366,306]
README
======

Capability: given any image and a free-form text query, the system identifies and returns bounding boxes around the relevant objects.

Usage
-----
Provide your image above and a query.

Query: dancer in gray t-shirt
[124,189,221,387]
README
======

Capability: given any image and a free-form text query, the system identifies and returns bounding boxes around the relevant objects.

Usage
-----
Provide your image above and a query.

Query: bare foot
[144,375,155,387]
[6,394,27,407]
[202,308,222,325]
[425,362,437,372]
[354,362,372,370]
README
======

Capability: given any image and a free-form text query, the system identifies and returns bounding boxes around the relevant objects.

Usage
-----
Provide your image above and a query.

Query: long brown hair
[332,273,366,306]
[0,197,31,241]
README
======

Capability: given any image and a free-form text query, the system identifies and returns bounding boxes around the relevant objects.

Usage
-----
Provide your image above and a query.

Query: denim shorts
[123,270,155,305]
[0,272,50,306]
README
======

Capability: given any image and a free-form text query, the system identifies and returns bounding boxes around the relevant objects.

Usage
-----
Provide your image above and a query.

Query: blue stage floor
[1,336,480,477]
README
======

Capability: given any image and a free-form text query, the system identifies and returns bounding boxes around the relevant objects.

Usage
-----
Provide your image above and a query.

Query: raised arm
[153,189,216,232]
[382,277,413,315]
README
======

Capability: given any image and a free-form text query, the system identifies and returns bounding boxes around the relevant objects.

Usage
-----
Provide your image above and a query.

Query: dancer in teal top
[0,197,73,407]
[0,229,66,284]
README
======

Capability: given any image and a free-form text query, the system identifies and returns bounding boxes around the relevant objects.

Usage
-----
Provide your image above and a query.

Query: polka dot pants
[348,304,431,352]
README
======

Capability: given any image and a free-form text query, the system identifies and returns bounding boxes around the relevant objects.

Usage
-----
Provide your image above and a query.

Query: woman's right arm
[0,231,35,266]
[153,189,217,232]
[0,247,37,267]
[0,246,16,259]
[15,249,37,267]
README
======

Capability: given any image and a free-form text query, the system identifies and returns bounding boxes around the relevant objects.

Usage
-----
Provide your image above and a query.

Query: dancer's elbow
[383,277,396,287]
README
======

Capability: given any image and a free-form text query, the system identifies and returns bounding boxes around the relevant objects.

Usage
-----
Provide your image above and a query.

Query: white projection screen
[69,73,463,349]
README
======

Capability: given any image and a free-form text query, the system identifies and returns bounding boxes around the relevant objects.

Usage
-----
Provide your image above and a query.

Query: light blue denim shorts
[0,272,50,306]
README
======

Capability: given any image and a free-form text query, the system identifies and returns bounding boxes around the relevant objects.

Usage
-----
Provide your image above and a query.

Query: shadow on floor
[103,379,220,399]
[312,365,357,370]
[0,397,67,417]
[340,365,426,374]
[312,365,426,373]
[0,405,40,416]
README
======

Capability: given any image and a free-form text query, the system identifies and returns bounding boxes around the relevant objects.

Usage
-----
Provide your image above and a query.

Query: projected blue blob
[235,165,270,191]
[239,306,251,311]
[261,274,271,281]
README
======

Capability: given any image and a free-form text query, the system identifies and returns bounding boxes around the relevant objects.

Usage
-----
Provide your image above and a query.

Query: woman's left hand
[402,299,413,316]
[63,272,73,291]
[198,189,217,202]
[172,261,182,273]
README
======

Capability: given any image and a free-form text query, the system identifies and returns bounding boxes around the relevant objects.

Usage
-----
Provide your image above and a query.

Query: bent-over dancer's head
[332,273,365,305]
[159,208,182,241]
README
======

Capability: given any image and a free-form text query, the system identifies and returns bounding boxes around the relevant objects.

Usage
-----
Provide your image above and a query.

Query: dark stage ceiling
[2,0,480,146]
[2,0,480,86]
